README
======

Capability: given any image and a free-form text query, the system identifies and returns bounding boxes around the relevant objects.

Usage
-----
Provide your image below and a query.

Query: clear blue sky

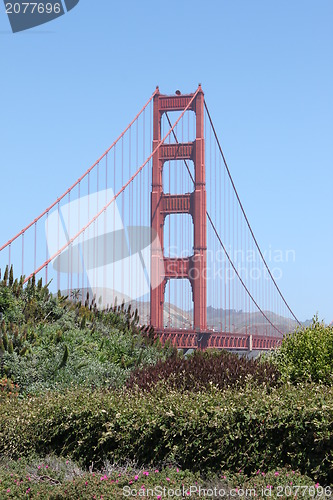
[0,0,332,322]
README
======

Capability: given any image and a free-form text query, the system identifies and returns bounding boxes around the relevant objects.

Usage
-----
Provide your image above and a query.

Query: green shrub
[0,384,332,484]
[271,318,333,384]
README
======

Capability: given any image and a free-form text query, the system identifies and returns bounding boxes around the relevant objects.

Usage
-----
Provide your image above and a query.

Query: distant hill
[66,289,308,336]
[130,301,300,336]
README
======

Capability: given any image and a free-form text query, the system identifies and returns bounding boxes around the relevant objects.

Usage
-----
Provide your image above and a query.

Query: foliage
[127,348,281,391]
[0,457,201,499]
[0,377,19,400]
[0,384,332,484]
[0,266,332,492]
[271,317,333,384]
[0,267,175,394]
[0,457,321,499]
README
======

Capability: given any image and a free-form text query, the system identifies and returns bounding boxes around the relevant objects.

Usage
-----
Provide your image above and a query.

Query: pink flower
[274,472,279,476]
[315,483,320,489]
[154,469,159,473]
[166,477,170,481]
[6,489,10,493]
[134,475,138,481]
[176,468,179,472]
[143,471,149,476]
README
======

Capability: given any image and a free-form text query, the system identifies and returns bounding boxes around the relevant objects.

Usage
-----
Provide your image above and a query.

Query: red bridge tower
[150,86,207,332]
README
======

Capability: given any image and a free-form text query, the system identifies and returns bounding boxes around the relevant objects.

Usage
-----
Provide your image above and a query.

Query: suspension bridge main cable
[164,113,284,336]
[204,100,301,327]
[24,89,201,283]
[0,90,159,253]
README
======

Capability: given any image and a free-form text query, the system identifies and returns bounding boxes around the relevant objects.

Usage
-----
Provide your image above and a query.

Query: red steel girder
[156,329,282,350]
[161,193,191,216]
[164,257,190,279]
[159,95,196,113]
[160,143,194,162]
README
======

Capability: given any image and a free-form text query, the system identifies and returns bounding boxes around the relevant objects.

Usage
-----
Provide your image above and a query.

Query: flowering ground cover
[0,457,322,499]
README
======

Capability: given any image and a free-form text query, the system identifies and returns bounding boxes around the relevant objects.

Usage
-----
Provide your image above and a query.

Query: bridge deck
[156,329,282,350]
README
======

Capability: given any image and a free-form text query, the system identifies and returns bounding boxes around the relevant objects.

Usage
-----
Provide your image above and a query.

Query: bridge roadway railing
[156,328,282,351]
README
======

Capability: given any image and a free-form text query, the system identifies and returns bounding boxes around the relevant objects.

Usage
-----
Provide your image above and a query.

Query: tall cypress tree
[8,266,14,287]
[2,266,8,286]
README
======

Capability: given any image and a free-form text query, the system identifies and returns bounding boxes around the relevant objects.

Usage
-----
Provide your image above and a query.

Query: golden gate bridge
[0,86,300,349]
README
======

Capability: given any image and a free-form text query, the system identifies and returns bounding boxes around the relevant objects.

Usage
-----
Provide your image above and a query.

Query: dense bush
[0,267,175,394]
[127,348,281,391]
[271,318,333,384]
[0,384,332,484]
